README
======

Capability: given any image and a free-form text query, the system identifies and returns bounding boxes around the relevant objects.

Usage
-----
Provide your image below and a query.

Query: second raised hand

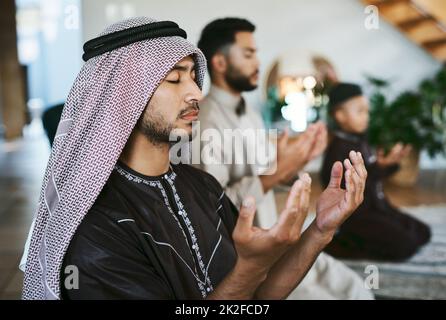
[313,150,367,237]
[307,122,328,161]
[232,174,312,273]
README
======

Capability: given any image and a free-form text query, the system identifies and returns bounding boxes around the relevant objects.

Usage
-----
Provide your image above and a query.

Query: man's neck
[119,131,170,176]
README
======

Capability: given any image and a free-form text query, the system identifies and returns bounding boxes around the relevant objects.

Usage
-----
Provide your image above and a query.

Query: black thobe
[61,162,238,299]
[320,131,431,261]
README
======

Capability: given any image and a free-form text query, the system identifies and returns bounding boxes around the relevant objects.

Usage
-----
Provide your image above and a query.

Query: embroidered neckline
[113,162,214,298]
[114,161,176,182]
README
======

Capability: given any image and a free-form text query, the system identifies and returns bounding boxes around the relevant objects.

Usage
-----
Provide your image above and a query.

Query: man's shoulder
[70,173,142,256]
[90,172,134,220]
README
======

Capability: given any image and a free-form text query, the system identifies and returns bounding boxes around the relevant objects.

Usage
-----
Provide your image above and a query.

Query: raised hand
[307,121,328,161]
[260,124,328,192]
[273,124,323,183]
[377,143,412,167]
[275,128,315,182]
[233,173,312,272]
[314,151,367,237]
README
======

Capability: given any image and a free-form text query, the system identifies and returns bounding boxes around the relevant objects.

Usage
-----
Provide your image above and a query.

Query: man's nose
[185,81,203,103]
[253,56,260,70]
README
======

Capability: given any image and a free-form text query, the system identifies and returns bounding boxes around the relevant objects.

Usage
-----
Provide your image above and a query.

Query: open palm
[314,151,367,236]
[233,174,312,269]
[316,186,348,233]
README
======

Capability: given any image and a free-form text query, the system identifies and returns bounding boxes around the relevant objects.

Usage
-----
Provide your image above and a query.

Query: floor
[0,124,445,300]
[0,123,49,300]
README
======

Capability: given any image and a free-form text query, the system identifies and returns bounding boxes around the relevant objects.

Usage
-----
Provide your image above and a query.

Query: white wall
[80,0,445,168]
[81,0,441,95]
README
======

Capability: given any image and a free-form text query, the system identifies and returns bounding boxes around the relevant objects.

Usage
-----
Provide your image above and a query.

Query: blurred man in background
[196,17,374,299]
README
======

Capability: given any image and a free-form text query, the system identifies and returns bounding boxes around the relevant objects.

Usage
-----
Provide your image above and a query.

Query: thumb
[233,196,256,239]
[328,161,343,188]
[393,143,403,154]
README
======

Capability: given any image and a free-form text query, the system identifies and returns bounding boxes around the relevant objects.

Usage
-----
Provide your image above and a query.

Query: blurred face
[224,31,260,92]
[334,96,370,134]
[137,56,203,146]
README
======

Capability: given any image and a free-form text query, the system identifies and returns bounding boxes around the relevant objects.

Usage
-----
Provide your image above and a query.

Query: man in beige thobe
[194,17,374,299]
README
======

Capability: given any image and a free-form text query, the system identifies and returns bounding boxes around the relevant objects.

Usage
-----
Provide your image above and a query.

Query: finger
[388,145,396,156]
[356,152,367,179]
[328,161,343,188]
[296,173,311,229]
[356,152,368,194]
[273,181,303,238]
[393,143,404,156]
[308,137,323,159]
[403,144,412,156]
[294,133,316,158]
[307,124,319,138]
[285,179,302,210]
[297,172,311,214]
[299,126,317,150]
[395,144,406,161]
[314,121,326,134]
[315,127,328,146]
[233,197,256,240]
[306,132,319,154]
[343,168,355,211]
[319,122,328,132]
[303,124,319,143]
[272,206,299,243]
[306,123,319,132]
[345,158,363,204]
[288,174,311,239]
[350,151,367,180]
[397,143,406,154]
[318,123,328,140]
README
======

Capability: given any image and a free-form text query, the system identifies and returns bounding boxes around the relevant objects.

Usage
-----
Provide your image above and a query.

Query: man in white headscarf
[21,17,367,300]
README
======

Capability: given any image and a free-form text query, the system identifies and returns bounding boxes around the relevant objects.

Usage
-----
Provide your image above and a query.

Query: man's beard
[225,64,258,92]
[137,105,198,147]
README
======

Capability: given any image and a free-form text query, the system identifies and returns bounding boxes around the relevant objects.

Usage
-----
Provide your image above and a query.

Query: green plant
[366,67,446,158]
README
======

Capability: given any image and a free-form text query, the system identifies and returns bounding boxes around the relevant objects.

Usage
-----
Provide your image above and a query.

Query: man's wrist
[307,222,335,247]
[227,259,268,299]
[233,258,269,283]
[259,174,280,193]
[207,259,268,300]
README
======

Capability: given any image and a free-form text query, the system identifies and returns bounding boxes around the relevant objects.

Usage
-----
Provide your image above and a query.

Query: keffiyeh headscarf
[21,17,206,300]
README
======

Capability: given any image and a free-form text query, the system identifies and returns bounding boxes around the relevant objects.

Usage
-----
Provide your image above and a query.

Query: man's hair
[327,82,363,116]
[198,18,255,77]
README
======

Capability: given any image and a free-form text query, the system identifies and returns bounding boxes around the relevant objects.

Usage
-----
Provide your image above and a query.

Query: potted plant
[366,66,446,186]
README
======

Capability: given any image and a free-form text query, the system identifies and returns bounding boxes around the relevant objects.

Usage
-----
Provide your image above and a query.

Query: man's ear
[211,52,227,76]
[334,108,346,126]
